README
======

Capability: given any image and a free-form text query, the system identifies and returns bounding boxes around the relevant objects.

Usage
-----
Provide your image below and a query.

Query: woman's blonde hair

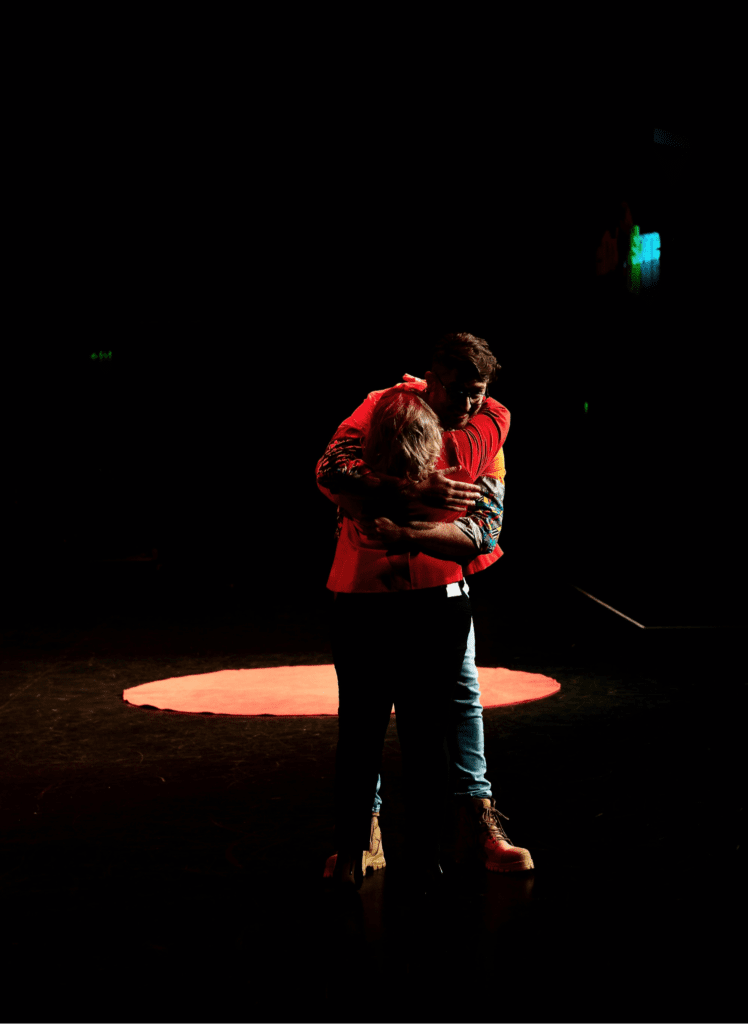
[362,388,443,484]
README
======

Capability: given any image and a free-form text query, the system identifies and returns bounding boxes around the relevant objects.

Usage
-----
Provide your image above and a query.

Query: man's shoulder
[478,396,510,442]
[482,395,510,419]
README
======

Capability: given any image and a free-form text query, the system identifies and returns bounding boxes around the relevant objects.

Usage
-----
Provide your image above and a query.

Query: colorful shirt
[316,379,509,592]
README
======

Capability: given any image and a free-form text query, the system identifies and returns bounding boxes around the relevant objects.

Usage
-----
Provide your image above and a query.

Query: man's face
[423,368,487,430]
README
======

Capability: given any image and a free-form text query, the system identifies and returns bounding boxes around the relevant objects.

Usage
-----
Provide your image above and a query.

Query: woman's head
[362,389,443,484]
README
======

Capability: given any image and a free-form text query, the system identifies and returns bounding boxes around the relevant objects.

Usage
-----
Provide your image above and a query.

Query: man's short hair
[431,332,501,385]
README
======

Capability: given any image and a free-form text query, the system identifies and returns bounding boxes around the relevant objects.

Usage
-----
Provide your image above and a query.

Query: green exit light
[91,351,113,360]
[584,402,589,414]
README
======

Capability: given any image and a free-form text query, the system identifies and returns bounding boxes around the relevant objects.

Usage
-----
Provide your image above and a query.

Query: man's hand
[357,516,477,563]
[404,467,483,512]
[357,516,439,549]
[355,516,412,556]
[357,516,407,544]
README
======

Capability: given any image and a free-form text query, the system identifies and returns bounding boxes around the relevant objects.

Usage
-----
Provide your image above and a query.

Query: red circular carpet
[122,665,560,716]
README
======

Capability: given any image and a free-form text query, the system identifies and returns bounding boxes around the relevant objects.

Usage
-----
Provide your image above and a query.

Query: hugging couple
[315,332,534,894]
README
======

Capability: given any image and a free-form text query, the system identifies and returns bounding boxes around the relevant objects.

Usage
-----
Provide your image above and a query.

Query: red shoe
[455,797,534,872]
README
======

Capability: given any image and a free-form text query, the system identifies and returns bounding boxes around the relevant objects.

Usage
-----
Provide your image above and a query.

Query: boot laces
[478,804,512,843]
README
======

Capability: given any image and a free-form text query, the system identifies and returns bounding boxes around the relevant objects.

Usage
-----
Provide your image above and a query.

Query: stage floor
[0,570,743,1023]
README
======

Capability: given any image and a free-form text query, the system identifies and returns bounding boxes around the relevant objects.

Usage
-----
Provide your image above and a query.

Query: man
[316,332,534,890]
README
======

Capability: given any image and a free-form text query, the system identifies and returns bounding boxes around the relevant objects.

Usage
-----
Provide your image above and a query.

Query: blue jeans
[370,610,492,813]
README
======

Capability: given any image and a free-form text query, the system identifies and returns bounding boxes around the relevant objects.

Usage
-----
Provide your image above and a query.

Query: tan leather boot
[323,813,386,879]
[455,797,534,872]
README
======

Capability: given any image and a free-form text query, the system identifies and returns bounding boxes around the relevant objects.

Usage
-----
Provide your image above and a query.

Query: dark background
[1,83,744,1023]
[3,120,738,630]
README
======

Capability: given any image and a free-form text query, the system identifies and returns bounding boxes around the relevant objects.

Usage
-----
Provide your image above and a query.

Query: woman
[324,385,486,892]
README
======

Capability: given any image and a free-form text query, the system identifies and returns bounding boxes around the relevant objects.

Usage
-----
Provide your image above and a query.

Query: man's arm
[401,521,480,564]
[388,418,506,562]
[360,516,479,564]
[317,376,501,553]
[315,374,497,505]
[316,427,411,509]
[369,471,503,564]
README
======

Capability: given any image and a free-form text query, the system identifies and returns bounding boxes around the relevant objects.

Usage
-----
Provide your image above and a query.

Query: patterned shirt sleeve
[316,437,371,544]
[452,470,504,555]
[316,437,369,493]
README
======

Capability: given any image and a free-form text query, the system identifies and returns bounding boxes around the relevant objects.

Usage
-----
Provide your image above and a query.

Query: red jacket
[316,379,510,592]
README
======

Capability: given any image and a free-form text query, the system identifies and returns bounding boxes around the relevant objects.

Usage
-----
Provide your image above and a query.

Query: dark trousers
[330,584,472,853]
